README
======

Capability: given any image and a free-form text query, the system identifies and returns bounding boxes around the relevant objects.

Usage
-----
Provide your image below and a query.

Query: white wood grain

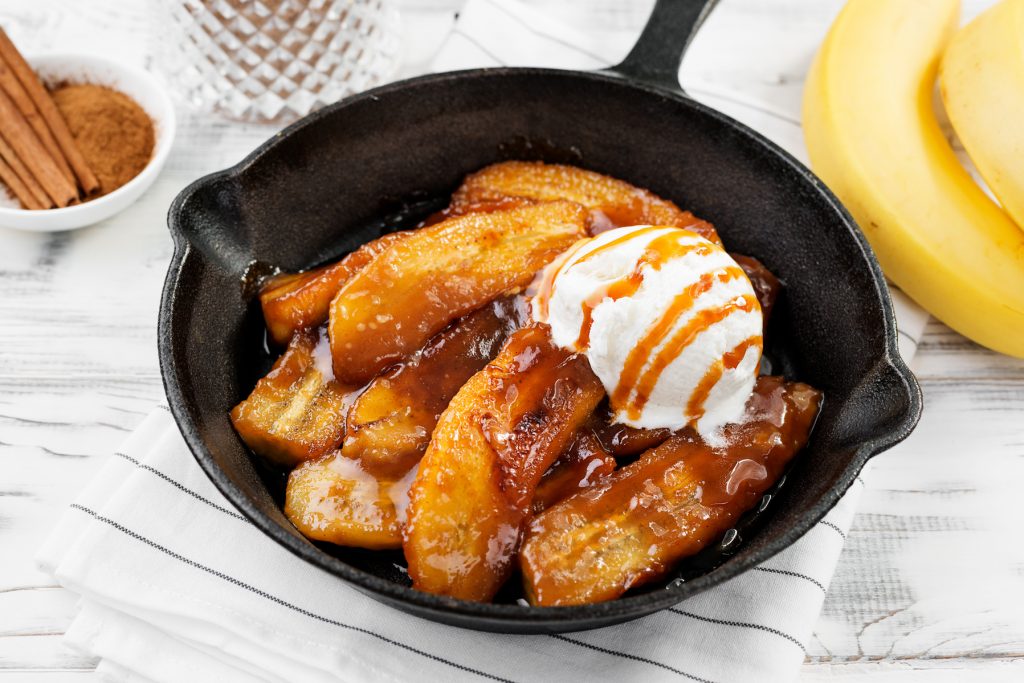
[1,0,1022,680]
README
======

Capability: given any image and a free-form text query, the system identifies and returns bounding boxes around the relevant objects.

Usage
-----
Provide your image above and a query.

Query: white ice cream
[531,225,763,438]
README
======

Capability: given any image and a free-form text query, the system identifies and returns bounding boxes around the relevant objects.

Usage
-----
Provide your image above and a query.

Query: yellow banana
[940,0,1024,230]
[803,0,1024,358]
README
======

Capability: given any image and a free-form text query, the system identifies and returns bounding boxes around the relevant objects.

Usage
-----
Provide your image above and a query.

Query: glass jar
[153,0,401,124]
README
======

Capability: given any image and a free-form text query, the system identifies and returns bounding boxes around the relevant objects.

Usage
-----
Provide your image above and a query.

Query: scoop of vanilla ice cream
[532,225,763,438]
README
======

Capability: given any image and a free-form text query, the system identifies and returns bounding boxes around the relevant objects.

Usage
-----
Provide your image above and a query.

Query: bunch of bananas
[803,0,1024,358]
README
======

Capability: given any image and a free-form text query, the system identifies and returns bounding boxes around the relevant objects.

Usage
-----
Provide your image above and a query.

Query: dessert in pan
[230,161,822,606]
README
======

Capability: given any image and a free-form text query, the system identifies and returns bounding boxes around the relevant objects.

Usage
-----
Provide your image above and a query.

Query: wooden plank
[913,321,1024,383]
[1,0,1022,679]
[808,380,1024,662]
[0,674,98,681]
[0,635,97,671]
[0,588,78,637]
[802,658,1024,681]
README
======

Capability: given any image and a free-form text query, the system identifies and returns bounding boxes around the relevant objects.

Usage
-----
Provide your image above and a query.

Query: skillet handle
[839,356,923,459]
[608,0,719,94]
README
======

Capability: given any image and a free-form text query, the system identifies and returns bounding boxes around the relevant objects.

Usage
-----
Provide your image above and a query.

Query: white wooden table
[1,0,1022,680]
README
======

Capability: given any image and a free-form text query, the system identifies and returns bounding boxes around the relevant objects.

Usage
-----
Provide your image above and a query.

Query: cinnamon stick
[0,134,51,208]
[0,84,76,207]
[0,28,99,195]
[0,56,74,186]
[0,153,43,209]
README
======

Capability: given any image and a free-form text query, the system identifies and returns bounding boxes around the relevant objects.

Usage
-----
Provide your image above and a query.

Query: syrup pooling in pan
[520,377,822,607]
[230,161,818,606]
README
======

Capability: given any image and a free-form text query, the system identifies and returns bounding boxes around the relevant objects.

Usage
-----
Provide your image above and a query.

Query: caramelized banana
[419,196,533,228]
[329,202,587,384]
[533,430,616,513]
[284,299,524,550]
[520,376,822,606]
[343,296,524,479]
[450,161,720,243]
[285,451,417,550]
[230,328,352,467]
[259,232,408,346]
[404,324,605,601]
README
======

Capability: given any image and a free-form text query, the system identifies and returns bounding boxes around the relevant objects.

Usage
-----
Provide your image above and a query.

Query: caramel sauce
[235,161,814,608]
[342,296,523,480]
[520,377,823,606]
[566,225,664,269]
[535,226,762,427]
[533,227,662,326]
[629,294,760,419]
[532,430,615,513]
[481,326,606,508]
[574,286,612,349]
[684,335,763,424]
[572,230,713,350]
[610,267,747,414]
[404,324,606,601]
[530,238,590,321]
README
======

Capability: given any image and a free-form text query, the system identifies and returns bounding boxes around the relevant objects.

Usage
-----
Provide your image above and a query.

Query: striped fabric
[37,1,930,680]
[37,376,912,683]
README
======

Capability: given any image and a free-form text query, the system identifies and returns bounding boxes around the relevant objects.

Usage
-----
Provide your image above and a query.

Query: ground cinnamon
[51,84,154,197]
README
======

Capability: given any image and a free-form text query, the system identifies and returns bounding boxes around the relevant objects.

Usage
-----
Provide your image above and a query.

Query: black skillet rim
[159,65,923,628]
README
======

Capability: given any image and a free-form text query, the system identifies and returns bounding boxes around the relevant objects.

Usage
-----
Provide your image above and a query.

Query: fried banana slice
[260,232,408,346]
[285,451,417,550]
[419,196,533,228]
[343,296,524,479]
[284,299,524,550]
[532,430,616,513]
[230,328,352,467]
[520,376,822,606]
[450,161,720,243]
[731,253,782,329]
[329,201,587,384]
[403,324,605,601]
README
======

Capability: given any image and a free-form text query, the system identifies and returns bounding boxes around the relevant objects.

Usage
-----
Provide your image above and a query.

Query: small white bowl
[0,54,176,232]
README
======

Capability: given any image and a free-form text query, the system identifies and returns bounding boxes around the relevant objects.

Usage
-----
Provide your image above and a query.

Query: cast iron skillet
[159,0,922,633]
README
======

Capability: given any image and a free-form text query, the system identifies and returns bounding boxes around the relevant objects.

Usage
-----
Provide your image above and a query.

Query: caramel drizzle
[684,335,763,424]
[610,266,747,412]
[627,294,760,419]
[533,226,661,328]
[574,230,712,349]
[531,238,590,321]
[570,225,665,269]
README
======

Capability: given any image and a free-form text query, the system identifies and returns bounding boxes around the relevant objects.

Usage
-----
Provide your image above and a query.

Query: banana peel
[803,0,1024,358]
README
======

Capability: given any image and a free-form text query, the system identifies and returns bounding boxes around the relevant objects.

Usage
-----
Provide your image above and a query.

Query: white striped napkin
[38,1,930,681]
